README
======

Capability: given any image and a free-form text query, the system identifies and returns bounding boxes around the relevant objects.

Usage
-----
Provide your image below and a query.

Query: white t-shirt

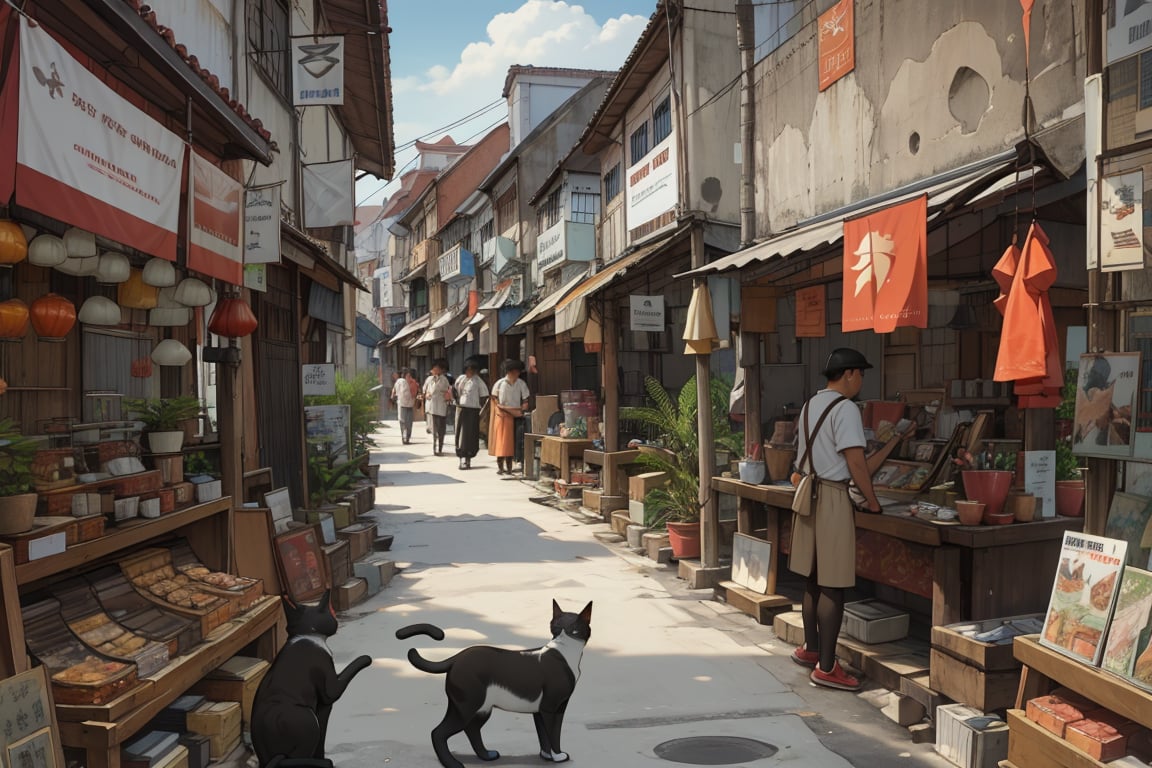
[795,389,866,483]
[392,378,415,409]
[455,375,489,408]
[492,377,530,408]
[422,374,452,416]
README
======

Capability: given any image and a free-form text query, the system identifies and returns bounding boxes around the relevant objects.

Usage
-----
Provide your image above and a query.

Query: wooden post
[218,362,243,504]
[693,226,719,568]
[743,332,762,453]
[603,303,620,452]
[0,546,28,677]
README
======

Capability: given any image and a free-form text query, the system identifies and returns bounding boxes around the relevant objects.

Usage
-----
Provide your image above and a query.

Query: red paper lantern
[30,293,77,341]
[0,299,30,341]
[0,220,28,265]
[207,297,258,338]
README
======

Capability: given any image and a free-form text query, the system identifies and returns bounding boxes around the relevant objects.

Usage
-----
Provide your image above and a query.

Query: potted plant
[125,396,203,454]
[1055,437,1085,517]
[1055,367,1078,441]
[306,444,363,511]
[955,448,1016,523]
[0,418,38,535]
[622,375,742,559]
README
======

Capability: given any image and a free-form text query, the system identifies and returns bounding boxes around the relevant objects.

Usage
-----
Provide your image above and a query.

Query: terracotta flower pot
[955,500,985,526]
[666,521,701,560]
[0,492,37,535]
[961,470,1013,518]
[1055,480,1086,517]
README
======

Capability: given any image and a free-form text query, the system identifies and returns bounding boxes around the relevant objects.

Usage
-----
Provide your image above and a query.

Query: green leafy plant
[1056,437,1083,481]
[307,446,364,507]
[184,450,217,477]
[621,375,742,527]
[1055,368,1078,421]
[953,448,1017,472]
[124,396,203,432]
[304,372,385,456]
[0,419,37,496]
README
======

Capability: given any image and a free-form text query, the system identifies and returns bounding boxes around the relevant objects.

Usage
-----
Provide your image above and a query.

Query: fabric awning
[514,270,589,328]
[387,313,430,346]
[308,283,344,327]
[677,152,1020,279]
[355,316,387,347]
[478,284,513,312]
[409,304,467,348]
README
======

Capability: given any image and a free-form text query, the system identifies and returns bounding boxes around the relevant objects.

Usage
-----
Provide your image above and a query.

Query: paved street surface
[323,423,952,767]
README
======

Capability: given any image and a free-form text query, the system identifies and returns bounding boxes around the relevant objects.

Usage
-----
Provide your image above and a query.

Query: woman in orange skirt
[488,359,530,474]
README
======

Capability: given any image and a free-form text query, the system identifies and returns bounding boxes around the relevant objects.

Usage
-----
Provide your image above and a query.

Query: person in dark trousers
[391,368,416,444]
[789,348,882,692]
[454,359,489,469]
[421,359,452,456]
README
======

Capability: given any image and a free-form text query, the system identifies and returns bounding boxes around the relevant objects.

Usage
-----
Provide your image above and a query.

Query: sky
[355,0,655,210]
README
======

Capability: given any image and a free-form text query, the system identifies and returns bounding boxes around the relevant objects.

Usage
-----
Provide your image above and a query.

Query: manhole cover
[653,736,779,765]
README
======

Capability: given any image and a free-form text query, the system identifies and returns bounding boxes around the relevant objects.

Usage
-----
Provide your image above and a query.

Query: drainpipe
[735,0,761,458]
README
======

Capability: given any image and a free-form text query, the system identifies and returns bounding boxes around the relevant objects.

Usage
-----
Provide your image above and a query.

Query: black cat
[397,600,592,768]
[250,591,372,767]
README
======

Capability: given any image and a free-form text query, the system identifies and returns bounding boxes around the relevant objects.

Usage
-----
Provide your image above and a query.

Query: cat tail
[395,623,455,674]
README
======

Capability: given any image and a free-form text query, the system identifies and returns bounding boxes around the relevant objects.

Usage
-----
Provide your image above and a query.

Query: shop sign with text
[818,0,855,91]
[626,131,678,237]
[189,153,243,284]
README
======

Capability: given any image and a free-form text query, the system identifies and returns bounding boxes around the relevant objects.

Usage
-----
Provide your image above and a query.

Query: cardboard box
[929,649,1020,712]
[334,577,368,611]
[1025,690,1092,737]
[171,482,196,506]
[629,472,668,502]
[188,657,269,730]
[153,743,188,768]
[337,523,375,562]
[843,600,909,644]
[935,704,1008,768]
[186,701,241,759]
[532,395,560,434]
[1066,712,1139,762]
[354,555,395,594]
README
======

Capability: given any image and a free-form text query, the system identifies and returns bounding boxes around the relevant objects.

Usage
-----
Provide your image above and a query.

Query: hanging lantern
[0,299,30,341]
[149,287,191,326]
[173,278,214,307]
[151,338,192,366]
[142,257,177,287]
[78,296,122,326]
[0,221,28,266]
[19,224,37,243]
[95,251,131,284]
[62,227,96,258]
[118,268,159,309]
[28,235,67,267]
[30,294,77,341]
[207,297,258,338]
[55,253,98,277]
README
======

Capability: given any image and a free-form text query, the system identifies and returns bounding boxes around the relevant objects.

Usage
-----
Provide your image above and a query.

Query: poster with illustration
[273,526,328,602]
[1073,353,1141,459]
[1101,567,1152,680]
[1040,531,1127,666]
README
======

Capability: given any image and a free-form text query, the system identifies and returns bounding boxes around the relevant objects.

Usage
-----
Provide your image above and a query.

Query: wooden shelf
[1013,635,1152,730]
[948,398,1013,407]
[1006,709,1107,768]
[15,498,232,585]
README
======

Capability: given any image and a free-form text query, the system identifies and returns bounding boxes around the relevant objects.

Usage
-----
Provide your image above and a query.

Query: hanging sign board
[303,159,354,228]
[1101,171,1146,272]
[189,152,243,284]
[244,263,267,293]
[245,184,282,264]
[292,37,345,106]
[302,363,337,396]
[629,295,665,332]
[817,0,855,91]
[795,285,827,338]
[304,404,351,463]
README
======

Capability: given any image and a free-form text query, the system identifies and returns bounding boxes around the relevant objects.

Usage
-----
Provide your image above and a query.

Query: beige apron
[788,480,855,588]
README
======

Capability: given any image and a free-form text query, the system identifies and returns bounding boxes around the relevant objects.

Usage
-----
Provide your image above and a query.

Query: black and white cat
[250,591,372,767]
[396,600,592,768]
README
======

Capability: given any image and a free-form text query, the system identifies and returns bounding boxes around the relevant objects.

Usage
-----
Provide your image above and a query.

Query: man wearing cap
[790,347,882,692]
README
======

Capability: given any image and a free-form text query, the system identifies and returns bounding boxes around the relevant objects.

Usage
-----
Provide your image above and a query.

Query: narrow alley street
[321,424,952,768]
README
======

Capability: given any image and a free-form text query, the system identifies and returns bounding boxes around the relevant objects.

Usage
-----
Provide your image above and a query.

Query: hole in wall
[908,132,921,155]
[948,66,990,134]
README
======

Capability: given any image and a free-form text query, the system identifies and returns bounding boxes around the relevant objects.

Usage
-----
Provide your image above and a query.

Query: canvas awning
[409,304,467,348]
[355,316,387,347]
[387,313,430,346]
[678,152,1021,279]
[514,270,589,328]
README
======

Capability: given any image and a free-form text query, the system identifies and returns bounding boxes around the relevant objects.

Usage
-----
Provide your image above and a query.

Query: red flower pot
[961,471,1013,519]
[666,521,701,560]
[1055,480,1085,517]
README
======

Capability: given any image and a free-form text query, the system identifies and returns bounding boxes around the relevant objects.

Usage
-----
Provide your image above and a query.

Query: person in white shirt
[390,368,416,444]
[453,359,489,469]
[488,359,530,475]
[421,359,453,456]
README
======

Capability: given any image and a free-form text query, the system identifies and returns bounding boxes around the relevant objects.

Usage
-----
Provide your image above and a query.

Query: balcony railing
[439,244,477,286]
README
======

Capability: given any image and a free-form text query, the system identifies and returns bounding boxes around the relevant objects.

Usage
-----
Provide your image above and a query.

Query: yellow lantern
[117,268,159,309]
[0,220,28,266]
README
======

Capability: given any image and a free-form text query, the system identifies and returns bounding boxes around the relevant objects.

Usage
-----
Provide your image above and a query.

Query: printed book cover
[1041,531,1128,666]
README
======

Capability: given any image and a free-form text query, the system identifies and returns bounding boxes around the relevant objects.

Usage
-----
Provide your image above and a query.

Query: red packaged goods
[1025,691,1091,737]
[1065,712,1140,762]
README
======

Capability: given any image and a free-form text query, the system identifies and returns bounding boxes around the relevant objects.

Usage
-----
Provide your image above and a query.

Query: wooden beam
[603,303,620,452]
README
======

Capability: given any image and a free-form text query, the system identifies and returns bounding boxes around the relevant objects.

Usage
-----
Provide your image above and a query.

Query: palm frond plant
[621,375,742,528]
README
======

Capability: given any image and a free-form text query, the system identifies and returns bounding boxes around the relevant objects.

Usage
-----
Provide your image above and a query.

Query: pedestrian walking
[454,359,489,470]
[488,359,530,475]
[391,368,417,444]
[789,347,881,692]
[421,359,453,456]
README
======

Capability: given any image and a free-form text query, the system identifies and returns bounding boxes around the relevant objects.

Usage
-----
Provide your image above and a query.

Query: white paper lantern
[95,252,131,284]
[77,296,122,326]
[151,338,192,366]
[142,257,177,287]
[156,287,181,308]
[55,254,99,276]
[28,235,67,267]
[148,307,192,327]
[62,227,96,258]
[173,278,214,307]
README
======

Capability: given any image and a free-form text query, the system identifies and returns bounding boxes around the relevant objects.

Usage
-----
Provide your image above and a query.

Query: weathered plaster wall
[754,0,1085,235]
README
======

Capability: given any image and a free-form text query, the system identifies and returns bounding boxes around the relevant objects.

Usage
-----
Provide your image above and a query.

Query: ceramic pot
[738,460,766,484]
[984,512,1015,526]
[1008,493,1038,523]
[147,430,185,455]
[1055,480,1086,517]
[666,521,701,559]
[955,500,985,526]
[961,470,1013,518]
[0,492,37,535]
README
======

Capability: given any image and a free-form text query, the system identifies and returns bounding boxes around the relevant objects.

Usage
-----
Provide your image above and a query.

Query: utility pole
[735,0,761,460]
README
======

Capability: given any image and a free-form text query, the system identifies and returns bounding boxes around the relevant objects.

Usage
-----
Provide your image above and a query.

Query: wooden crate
[188,656,269,729]
[74,513,106,542]
[1007,709,1109,768]
[322,540,351,588]
[931,615,1042,672]
[334,577,368,611]
[336,523,375,562]
[931,648,1021,712]
[187,701,242,759]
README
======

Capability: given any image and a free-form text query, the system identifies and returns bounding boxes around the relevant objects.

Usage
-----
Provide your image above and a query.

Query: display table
[524,433,545,480]
[583,449,641,497]
[540,437,595,484]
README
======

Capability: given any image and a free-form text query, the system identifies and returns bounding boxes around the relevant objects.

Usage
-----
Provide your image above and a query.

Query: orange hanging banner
[1020,0,1035,69]
[842,195,928,333]
[818,0,855,92]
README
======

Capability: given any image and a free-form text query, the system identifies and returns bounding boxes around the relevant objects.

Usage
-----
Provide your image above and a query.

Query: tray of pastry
[119,551,233,636]
[21,596,138,705]
[87,566,202,656]
[53,580,170,677]
[168,543,262,610]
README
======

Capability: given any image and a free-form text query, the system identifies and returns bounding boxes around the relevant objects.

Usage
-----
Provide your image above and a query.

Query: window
[497,189,518,234]
[570,191,600,225]
[1141,51,1152,110]
[652,96,672,144]
[629,123,649,165]
[479,218,494,244]
[537,189,562,233]
[410,278,428,318]
[247,0,289,98]
[603,164,621,202]
[754,0,808,60]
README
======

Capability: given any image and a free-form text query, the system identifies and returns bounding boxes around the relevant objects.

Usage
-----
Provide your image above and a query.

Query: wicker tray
[87,566,201,657]
[169,544,262,611]
[120,550,233,636]
[53,580,170,677]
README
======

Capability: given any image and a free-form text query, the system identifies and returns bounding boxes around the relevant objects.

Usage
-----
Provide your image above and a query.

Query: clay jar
[955,500,985,526]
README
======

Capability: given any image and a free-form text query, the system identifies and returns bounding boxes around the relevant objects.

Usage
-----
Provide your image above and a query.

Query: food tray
[120,551,233,636]
[169,543,262,611]
[87,566,202,657]
[21,596,138,705]
[53,580,170,677]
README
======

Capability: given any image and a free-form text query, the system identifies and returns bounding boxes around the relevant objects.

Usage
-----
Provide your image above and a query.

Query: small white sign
[1101,171,1145,272]
[292,36,345,106]
[1025,450,1057,519]
[245,184,282,264]
[302,363,336,396]
[629,295,665,332]
[244,264,267,293]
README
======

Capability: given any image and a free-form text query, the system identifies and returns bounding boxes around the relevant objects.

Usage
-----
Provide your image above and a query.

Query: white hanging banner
[14,18,184,259]
[292,37,345,106]
[1101,171,1146,273]
[303,159,354,228]
[629,295,665,332]
[244,184,282,264]
[189,152,243,284]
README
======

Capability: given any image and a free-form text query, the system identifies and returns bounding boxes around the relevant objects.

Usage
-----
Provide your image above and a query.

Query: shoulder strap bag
[790,395,848,516]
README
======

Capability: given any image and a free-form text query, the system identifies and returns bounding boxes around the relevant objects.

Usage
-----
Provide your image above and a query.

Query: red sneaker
[790,647,819,668]
[810,661,862,691]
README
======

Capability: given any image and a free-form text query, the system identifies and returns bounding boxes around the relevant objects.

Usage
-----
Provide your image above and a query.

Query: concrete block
[625,524,648,549]
[909,722,936,744]
[882,693,927,727]
[654,547,673,564]
[677,560,730,589]
[353,555,395,594]
[773,611,806,647]
[599,494,629,516]
[593,531,625,545]
[642,531,670,560]
[859,689,893,710]
[629,472,667,501]
[628,499,645,524]
[611,511,632,536]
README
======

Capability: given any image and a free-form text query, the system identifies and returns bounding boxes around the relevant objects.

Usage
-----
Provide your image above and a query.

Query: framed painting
[1073,352,1141,459]
[0,668,63,768]
[6,728,56,768]
[263,488,294,534]
[273,524,329,603]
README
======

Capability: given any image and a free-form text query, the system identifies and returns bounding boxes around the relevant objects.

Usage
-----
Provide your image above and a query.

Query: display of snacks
[169,543,262,610]
[87,566,202,657]
[120,550,233,636]
[53,580,169,677]
[21,596,138,705]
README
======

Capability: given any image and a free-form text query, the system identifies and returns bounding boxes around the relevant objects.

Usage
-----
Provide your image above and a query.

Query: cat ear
[579,602,593,623]
[319,589,332,612]
[552,599,562,619]
[282,594,299,612]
